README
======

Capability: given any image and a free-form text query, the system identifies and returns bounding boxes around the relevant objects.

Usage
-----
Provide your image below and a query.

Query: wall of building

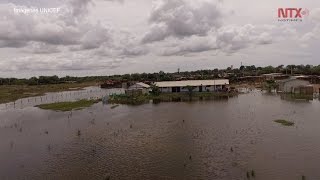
[159,85,225,93]
[128,84,145,90]
[281,80,310,93]
[125,88,149,95]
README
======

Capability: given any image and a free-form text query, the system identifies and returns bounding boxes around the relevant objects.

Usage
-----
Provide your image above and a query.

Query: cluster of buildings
[126,76,320,96]
[101,72,320,96]
[259,73,319,95]
[126,79,230,95]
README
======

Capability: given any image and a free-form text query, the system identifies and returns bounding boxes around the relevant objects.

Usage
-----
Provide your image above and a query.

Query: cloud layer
[0,0,319,77]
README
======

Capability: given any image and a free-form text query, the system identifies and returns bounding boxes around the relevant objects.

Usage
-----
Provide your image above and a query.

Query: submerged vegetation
[36,99,100,111]
[263,80,278,92]
[246,170,256,179]
[108,92,238,105]
[281,94,314,101]
[110,104,120,109]
[274,119,295,126]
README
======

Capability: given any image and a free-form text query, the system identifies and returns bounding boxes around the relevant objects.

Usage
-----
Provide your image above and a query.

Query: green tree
[150,85,160,96]
[186,85,196,97]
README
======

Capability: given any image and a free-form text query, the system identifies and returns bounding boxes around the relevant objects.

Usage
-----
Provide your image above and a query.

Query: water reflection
[280,93,314,102]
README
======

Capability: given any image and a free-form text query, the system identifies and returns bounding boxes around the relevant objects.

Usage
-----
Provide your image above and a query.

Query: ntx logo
[277,8,309,22]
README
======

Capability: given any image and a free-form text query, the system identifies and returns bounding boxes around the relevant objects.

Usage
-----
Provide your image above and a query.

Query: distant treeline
[1,64,320,86]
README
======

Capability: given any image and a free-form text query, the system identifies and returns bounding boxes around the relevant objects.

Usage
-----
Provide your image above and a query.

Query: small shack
[277,78,312,94]
[125,82,150,95]
[263,73,289,80]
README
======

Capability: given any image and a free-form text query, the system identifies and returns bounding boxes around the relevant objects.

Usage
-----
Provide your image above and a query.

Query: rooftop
[262,73,286,76]
[154,79,229,88]
[136,82,150,88]
[277,78,310,83]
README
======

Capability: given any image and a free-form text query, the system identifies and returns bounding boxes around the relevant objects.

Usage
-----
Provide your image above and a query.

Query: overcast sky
[0,0,319,78]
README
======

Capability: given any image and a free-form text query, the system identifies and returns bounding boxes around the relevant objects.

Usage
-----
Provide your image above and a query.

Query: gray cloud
[0,39,27,48]
[157,35,217,56]
[300,8,320,44]
[142,0,222,43]
[216,24,273,53]
[149,24,273,56]
[0,1,120,53]
[25,42,61,54]
[0,52,124,72]
[0,3,80,47]
[0,0,319,77]
[142,0,274,56]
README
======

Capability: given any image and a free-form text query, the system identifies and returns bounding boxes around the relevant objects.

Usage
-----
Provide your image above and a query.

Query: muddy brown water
[0,87,320,180]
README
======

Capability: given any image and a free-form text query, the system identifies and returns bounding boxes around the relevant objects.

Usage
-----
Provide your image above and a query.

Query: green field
[0,82,96,104]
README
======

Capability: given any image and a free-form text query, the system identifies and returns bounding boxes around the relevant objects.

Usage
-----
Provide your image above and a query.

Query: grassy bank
[36,99,100,111]
[109,92,238,105]
[0,82,96,104]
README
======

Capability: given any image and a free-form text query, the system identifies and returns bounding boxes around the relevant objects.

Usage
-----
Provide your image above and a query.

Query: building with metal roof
[154,79,229,93]
[127,82,151,95]
[277,78,311,93]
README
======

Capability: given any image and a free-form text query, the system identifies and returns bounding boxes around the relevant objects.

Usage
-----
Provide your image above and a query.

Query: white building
[154,79,229,93]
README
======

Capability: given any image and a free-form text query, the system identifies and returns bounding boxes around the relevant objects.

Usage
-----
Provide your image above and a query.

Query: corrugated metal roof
[136,82,150,88]
[128,82,150,90]
[154,79,229,87]
[277,78,309,83]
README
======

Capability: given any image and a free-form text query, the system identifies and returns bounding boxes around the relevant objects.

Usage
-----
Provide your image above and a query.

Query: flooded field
[1,87,320,180]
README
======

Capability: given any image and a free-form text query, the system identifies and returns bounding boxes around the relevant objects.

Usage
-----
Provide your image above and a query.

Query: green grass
[36,99,100,111]
[0,82,96,104]
[274,119,295,126]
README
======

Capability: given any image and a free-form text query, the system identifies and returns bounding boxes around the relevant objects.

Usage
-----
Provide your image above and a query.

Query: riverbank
[0,82,97,104]
[109,92,238,105]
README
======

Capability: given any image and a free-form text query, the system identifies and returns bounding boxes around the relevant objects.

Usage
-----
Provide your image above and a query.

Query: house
[101,80,123,89]
[126,82,150,95]
[154,79,229,93]
[263,73,289,80]
[277,78,312,94]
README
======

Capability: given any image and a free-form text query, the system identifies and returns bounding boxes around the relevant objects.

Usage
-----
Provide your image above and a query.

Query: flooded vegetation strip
[110,104,120,109]
[35,99,100,111]
[0,82,96,104]
[274,119,295,126]
[108,92,238,105]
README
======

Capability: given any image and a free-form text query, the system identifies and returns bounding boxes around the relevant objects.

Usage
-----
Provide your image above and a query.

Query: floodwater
[1,87,320,180]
